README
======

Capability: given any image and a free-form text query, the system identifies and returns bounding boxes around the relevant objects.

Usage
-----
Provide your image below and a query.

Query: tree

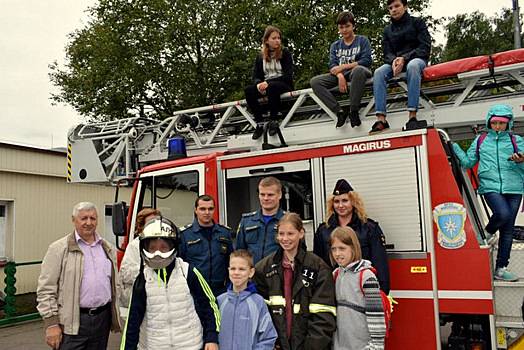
[50,0,430,122]
[442,9,518,62]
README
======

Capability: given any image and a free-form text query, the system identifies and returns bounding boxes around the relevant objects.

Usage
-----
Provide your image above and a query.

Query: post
[514,0,522,48]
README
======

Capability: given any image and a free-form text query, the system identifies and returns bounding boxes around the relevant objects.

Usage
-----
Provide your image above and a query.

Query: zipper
[230,295,239,346]
[208,236,213,283]
[261,222,268,259]
[496,134,503,193]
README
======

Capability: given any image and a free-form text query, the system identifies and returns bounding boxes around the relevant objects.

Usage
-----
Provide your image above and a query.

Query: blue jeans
[373,58,427,116]
[484,192,522,269]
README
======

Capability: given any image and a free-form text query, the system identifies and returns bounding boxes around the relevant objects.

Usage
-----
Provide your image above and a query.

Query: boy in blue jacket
[217,250,277,349]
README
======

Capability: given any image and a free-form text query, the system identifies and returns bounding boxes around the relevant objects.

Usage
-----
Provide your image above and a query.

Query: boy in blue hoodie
[217,250,277,350]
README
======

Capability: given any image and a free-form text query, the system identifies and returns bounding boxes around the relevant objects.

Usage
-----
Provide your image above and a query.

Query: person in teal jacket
[453,104,524,281]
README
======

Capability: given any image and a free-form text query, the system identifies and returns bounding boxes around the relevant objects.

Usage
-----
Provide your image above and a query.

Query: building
[0,141,131,294]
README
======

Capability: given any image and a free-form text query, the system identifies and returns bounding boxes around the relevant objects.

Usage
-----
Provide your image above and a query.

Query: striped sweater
[333,259,386,350]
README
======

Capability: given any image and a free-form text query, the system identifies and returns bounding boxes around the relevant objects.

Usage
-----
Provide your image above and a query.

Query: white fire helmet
[139,216,179,269]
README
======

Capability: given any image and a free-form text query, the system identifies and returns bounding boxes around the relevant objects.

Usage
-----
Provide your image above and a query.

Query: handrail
[0,261,42,327]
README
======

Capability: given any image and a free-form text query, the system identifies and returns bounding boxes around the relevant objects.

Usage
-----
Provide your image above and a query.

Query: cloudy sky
[0,0,516,148]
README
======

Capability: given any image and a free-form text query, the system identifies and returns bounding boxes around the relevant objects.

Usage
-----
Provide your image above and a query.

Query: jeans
[373,58,426,116]
[484,192,522,269]
[310,66,372,113]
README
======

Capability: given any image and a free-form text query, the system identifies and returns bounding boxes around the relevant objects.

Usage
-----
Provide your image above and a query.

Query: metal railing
[0,260,42,327]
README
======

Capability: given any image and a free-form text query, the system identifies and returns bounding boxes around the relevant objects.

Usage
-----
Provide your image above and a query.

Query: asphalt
[0,320,122,350]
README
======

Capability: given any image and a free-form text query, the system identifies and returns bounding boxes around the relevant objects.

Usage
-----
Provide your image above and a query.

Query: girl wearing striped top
[330,226,386,350]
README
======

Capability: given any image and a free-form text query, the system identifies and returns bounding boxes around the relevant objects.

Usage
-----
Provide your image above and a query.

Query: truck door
[221,160,316,247]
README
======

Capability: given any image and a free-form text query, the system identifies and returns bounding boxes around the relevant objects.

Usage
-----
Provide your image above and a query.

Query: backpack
[475,132,518,158]
[333,266,392,338]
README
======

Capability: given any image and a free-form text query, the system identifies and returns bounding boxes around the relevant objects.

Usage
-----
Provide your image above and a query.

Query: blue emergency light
[167,136,187,160]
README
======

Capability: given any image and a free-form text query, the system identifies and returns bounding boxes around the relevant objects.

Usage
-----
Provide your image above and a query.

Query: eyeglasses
[142,248,175,259]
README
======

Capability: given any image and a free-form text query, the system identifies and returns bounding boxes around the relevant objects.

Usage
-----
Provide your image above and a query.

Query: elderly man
[37,202,120,350]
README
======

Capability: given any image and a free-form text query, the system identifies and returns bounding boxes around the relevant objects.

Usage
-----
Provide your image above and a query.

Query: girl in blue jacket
[217,250,277,350]
[453,104,524,281]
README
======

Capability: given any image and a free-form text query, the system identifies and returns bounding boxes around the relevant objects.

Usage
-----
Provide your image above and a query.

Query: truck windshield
[137,170,199,229]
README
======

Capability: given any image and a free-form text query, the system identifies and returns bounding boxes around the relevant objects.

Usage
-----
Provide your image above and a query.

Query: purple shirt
[75,231,112,308]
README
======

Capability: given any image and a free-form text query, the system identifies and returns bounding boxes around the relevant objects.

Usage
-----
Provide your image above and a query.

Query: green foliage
[442,9,518,61]
[50,0,431,121]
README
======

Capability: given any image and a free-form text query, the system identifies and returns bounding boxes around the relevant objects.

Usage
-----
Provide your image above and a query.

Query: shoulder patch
[180,223,192,232]
[217,223,232,231]
[241,211,257,217]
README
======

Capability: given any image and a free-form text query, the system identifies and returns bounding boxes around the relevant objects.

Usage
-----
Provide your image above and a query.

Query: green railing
[0,260,42,327]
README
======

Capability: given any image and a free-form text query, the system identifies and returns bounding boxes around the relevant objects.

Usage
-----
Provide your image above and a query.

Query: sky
[0,0,516,149]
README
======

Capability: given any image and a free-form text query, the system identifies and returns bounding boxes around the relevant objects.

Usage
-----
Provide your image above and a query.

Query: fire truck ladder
[67,61,524,184]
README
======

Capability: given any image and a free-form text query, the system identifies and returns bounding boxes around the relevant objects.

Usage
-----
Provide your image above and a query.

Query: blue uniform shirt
[179,219,233,296]
[236,208,285,264]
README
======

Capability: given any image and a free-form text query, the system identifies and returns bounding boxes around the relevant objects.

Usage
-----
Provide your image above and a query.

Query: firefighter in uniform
[314,179,391,293]
[254,212,336,350]
[179,194,234,297]
[236,176,285,264]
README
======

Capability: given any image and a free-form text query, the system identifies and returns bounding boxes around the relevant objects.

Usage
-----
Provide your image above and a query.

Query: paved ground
[0,320,122,350]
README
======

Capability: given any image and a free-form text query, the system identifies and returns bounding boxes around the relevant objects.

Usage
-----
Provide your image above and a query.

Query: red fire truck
[67,50,524,349]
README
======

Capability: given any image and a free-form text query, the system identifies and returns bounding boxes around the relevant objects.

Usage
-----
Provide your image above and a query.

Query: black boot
[336,110,347,128]
[252,123,264,140]
[349,110,361,127]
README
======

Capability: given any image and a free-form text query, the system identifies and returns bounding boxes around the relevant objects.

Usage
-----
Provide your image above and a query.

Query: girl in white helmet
[121,217,220,350]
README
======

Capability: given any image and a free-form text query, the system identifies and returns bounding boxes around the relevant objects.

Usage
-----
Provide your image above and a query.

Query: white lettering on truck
[343,140,391,154]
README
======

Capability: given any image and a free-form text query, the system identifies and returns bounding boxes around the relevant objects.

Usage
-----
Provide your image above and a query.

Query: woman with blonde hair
[244,25,294,140]
[313,179,390,293]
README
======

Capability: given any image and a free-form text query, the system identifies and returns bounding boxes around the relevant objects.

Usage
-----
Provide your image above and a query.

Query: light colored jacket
[217,281,277,350]
[36,232,121,335]
[119,237,141,312]
[333,259,385,350]
[453,104,524,194]
[139,260,203,349]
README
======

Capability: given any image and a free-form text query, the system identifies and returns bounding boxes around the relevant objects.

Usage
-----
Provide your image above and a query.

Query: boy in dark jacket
[370,0,431,134]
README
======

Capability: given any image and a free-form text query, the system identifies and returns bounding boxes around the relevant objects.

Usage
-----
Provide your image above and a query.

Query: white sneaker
[494,267,519,282]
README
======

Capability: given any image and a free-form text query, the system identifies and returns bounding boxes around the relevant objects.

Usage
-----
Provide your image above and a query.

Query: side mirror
[112,201,128,237]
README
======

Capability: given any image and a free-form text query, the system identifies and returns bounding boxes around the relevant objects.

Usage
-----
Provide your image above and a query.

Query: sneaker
[252,124,264,140]
[336,110,347,128]
[369,120,390,134]
[494,267,519,282]
[268,121,279,136]
[485,232,498,246]
[349,111,361,128]
[403,118,428,131]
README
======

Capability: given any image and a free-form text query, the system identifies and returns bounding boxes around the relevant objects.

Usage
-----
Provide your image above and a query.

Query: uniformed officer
[236,176,285,264]
[179,194,233,296]
[313,179,391,293]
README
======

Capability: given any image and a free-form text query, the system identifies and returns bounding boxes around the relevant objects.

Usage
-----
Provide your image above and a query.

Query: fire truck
[66,49,524,349]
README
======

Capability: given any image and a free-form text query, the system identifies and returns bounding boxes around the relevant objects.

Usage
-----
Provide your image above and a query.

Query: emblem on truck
[433,202,467,249]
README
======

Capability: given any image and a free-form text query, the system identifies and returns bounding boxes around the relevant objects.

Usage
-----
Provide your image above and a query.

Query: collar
[392,11,410,24]
[327,213,361,228]
[191,219,216,232]
[254,208,285,222]
[74,230,101,245]
[273,244,306,266]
